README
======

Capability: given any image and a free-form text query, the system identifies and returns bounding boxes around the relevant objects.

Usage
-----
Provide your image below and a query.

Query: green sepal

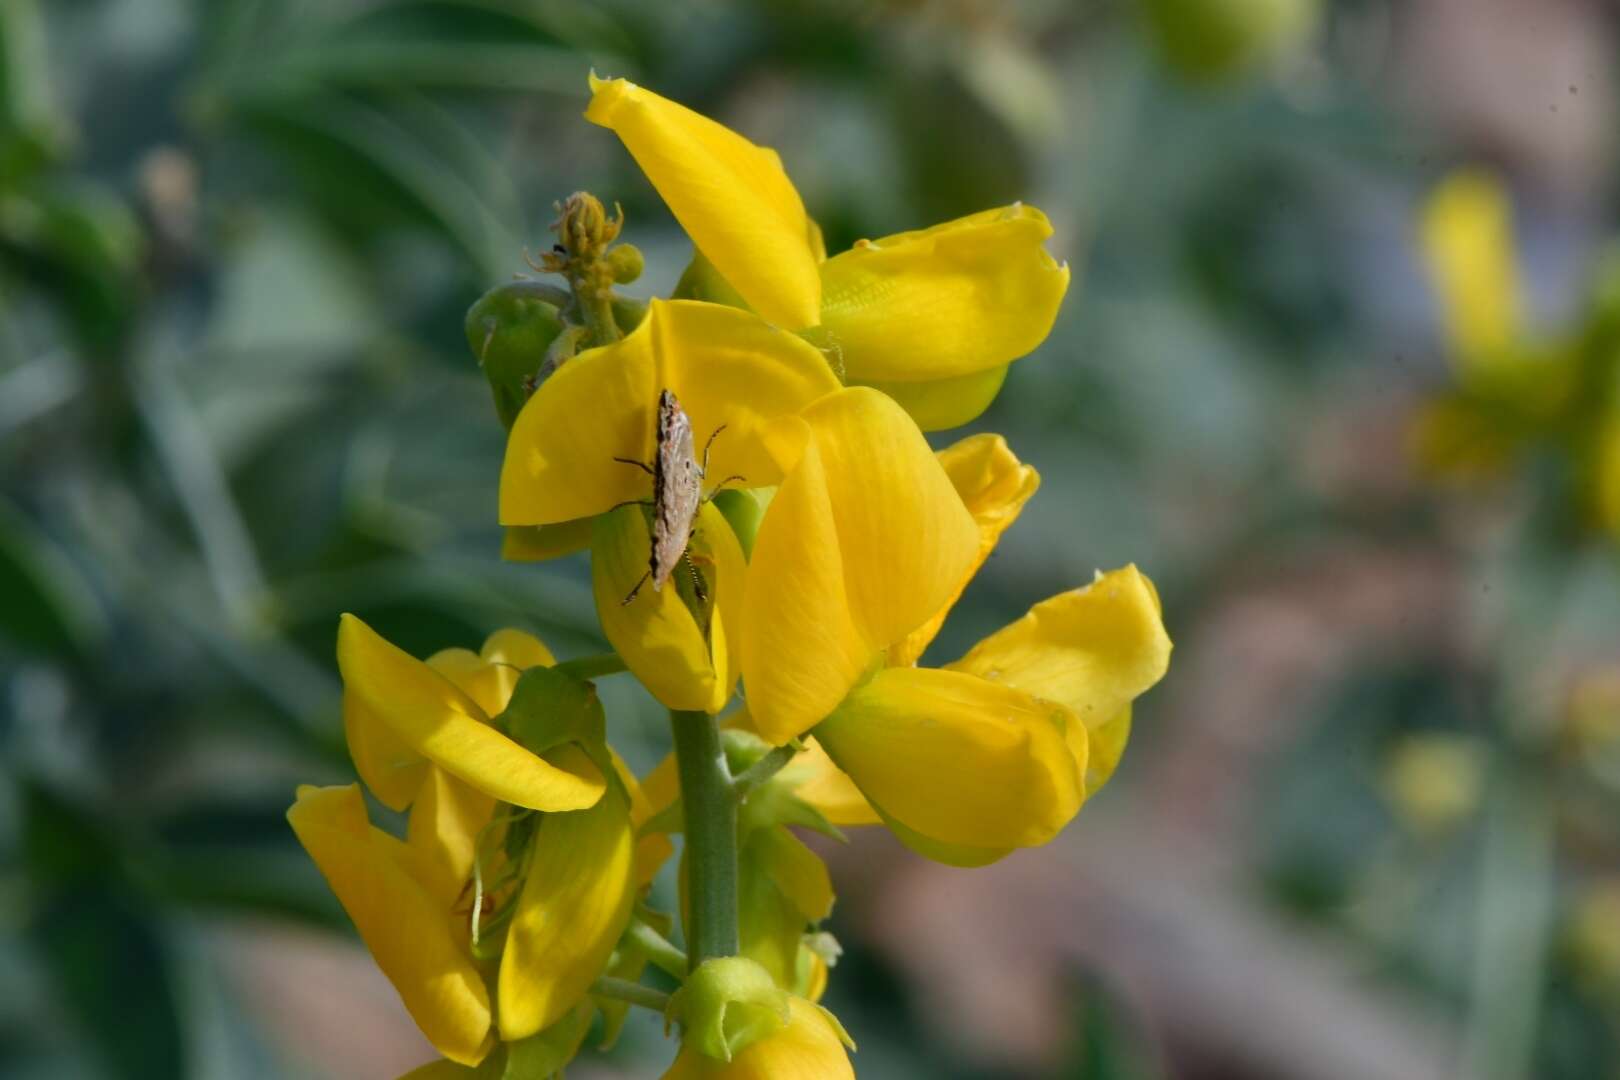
[465,281,566,429]
[711,488,767,560]
[672,249,751,311]
[737,778,845,843]
[499,665,607,759]
[503,1002,593,1079]
[665,956,791,1062]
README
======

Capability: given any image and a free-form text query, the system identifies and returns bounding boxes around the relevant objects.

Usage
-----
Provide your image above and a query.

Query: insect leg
[700,424,727,474]
[620,569,652,606]
[702,475,747,502]
[606,498,654,513]
[613,456,656,476]
[683,552,709,606]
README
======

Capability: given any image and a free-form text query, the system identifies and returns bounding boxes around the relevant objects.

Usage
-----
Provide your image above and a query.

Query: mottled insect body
[648,388,703,591]
[614,389,742,605]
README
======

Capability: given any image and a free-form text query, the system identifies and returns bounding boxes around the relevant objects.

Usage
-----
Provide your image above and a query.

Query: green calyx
[465,281,566,429]
[666,956,791,1062]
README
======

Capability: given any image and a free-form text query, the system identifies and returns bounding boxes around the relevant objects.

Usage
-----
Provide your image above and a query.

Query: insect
[614,389,743,605]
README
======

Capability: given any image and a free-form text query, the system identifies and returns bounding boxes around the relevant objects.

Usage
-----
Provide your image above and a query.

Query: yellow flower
[288,783,494,1066]
[1420,169,1523,376]
[312,622,640,1049]
[662,996,854,1080]
[741,386,981,742]
[498,298,840,711]
[497,743,636,1041]
[890,432,1041,666]
[744,419,1170,863]
[498,299,838,528]
[585,75,1069,429]
[339,616,604,813]
[591,501,746,713]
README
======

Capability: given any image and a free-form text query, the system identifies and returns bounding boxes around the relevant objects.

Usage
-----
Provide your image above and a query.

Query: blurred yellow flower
[1421,170,1523,375]
[585,74,1069,429]
[1415,169,1620,536]
[1379,733,1485,837]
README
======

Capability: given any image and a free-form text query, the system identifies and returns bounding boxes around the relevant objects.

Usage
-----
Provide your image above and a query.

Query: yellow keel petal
[288,785,493,1067]
[338,615,605,812]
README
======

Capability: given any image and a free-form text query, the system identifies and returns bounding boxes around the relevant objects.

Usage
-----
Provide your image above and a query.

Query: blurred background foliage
[4,0,1620,1077]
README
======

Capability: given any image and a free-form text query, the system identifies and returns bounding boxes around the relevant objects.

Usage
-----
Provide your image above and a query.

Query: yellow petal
[611,747,676,887]
[500,299,839,526]
[502,519,593,562]
[857,365,1009,431]
[743,389,980,743]
[592,501,744,713]
[480,627,555,709]
[585,75,821,331]
[814,667,1083,853]
[425,647,510,720]
[406,766,496,893]
[344,690,428,813]
[737,827,833,989]
[820,204,1069,383]
[948,565,1171,794]
[498,745,637,1040]
[337,615,605,812]
[661,997,853,1080]
[891,433,1040,665]
[779,736,879,827]
[638,749,680,827]
[1419,170,1522,374]
[395,1060,480,1080]
[288,785,493,1067]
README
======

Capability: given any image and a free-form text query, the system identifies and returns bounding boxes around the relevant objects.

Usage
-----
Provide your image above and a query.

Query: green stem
[553,653,627,680]
[626,919,689,980]
[731,743,799,802]
[577,281,622,346]
[671,708,738,968]
[591,976,671,1013]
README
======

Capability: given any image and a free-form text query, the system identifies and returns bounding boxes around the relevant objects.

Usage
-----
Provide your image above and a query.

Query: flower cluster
[291,75,1172,1078]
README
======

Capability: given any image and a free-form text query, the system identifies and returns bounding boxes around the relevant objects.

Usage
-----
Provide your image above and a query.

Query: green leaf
[0,501,103,659]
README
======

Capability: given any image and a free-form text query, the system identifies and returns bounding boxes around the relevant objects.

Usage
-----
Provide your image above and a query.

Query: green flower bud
[1138,0,1319,82]
[465,282,565,429]
[666,956,791,1062]
[556,191,622,260]
[606,242,644,284]
[673,249,751,311]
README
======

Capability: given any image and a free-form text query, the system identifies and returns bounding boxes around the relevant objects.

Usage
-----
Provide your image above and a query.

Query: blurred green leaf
[0,500,103,660]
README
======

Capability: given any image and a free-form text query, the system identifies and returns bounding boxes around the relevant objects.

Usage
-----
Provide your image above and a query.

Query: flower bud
[464,282,564,429]
[607,242,645,284]
[556,190,622,259]
[1138,0,1319,82]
